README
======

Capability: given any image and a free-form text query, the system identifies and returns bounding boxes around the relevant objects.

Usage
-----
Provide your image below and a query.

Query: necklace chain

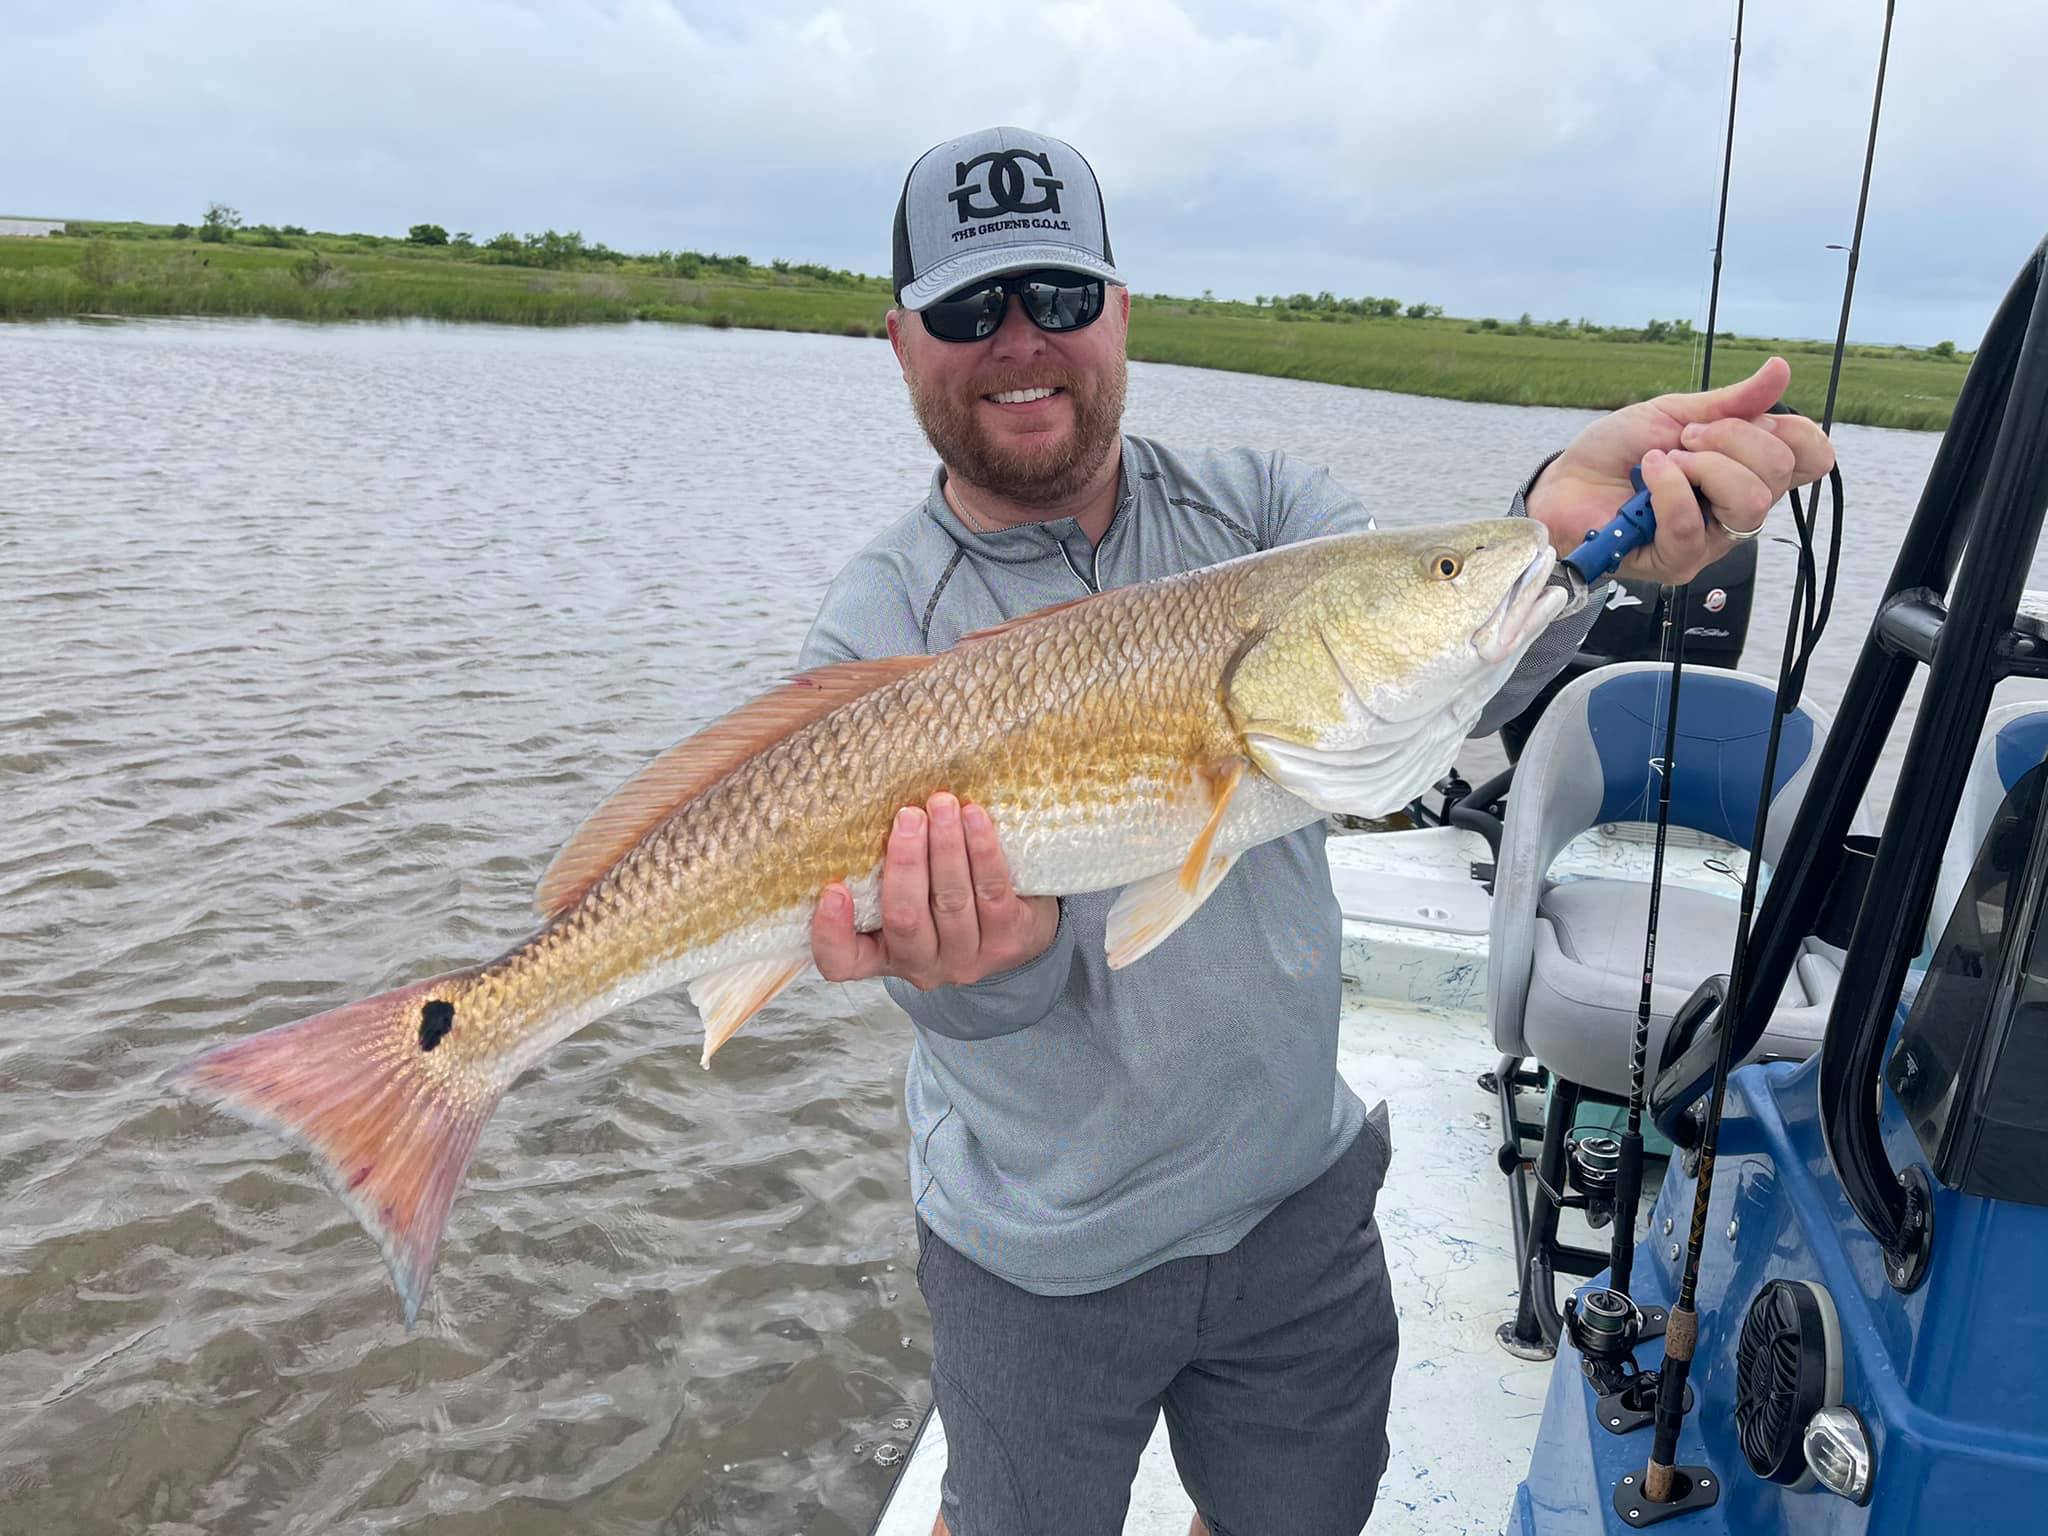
[953,494,991,535]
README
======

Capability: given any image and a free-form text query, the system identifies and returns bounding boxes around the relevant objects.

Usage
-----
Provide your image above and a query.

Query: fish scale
[165,516,1568,1325]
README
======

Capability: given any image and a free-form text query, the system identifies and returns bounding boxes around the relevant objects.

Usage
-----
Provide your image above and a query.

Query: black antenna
[1698,0,1746,391]
[1820,0,1896,434]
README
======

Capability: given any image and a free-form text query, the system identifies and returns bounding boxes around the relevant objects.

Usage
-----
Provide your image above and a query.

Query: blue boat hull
[1512,1027,2048,1534]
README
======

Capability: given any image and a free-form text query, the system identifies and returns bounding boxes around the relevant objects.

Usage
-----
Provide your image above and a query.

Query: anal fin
[1106,758,1250,970]
[688,954,808,1067]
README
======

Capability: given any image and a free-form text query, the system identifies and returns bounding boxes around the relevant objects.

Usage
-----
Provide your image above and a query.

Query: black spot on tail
[419,999,455,1052]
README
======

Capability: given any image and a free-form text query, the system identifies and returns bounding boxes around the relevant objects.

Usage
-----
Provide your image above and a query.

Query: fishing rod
[1632,472,1847,1520]
[1556,0,1746,1414]
[1634,2,1888,1517]
[1616,0,1748,1284]
[1555,435,1851,1514]
[1611,580,1685,1308]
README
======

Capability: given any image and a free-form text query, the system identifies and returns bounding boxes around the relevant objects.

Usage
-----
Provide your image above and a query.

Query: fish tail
[163,965,496,1328]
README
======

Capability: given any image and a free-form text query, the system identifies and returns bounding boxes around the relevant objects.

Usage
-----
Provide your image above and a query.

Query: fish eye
[1429,552,1463,580]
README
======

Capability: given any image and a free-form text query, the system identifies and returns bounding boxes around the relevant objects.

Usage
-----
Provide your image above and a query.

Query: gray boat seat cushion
[1523,878,1840,1095]
[1490,661,1868,1080]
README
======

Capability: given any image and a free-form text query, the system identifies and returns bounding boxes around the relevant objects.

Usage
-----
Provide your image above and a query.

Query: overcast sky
[8,0,2045,346]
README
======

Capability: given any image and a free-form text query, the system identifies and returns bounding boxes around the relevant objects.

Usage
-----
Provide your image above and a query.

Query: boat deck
[873,826,1730,1535]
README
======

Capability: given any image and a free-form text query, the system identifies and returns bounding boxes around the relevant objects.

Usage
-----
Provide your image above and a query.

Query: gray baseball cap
[891,126,1123,311]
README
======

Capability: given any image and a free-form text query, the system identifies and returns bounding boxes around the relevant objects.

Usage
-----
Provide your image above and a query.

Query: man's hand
[1526,356,1836,585]
[811,792,1061,991]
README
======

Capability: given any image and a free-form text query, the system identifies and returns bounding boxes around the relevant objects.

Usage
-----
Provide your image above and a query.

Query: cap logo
[949,150,1064,222]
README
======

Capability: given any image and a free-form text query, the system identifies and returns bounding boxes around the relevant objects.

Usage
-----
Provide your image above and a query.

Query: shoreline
[2,227,1963,431]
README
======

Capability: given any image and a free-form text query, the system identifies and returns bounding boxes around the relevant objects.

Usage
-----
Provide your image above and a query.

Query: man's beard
[906,356,1127,507]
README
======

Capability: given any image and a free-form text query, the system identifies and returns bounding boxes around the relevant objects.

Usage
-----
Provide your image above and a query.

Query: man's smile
[980,384,1068,418]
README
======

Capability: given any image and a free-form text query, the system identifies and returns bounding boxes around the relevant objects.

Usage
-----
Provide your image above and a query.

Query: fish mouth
[1473,545,1569,665]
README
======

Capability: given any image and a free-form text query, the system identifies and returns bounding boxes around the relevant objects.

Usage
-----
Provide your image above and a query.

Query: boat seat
[1488,661,1868,1357]
[1491,662,1854,1096]
[1524,878,1844,1092]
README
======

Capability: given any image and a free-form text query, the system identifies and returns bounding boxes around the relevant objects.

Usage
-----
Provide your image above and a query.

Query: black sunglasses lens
[1020,274,1104,332]
[924,283,1007,342]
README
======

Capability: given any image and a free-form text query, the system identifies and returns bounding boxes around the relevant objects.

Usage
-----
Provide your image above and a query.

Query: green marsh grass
[1125,306,1962,431]
[2,223,1964,429]
[0,230,894,333]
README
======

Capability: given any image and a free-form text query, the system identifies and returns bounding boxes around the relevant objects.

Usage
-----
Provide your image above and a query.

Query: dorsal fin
[958,591,1104,644]
[534,655,932,921]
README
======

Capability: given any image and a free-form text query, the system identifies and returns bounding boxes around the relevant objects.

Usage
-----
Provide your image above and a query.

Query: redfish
[168,519,1568,1324]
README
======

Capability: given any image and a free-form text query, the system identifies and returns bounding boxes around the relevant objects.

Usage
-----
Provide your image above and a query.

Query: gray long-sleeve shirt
[798,434,1599,1294]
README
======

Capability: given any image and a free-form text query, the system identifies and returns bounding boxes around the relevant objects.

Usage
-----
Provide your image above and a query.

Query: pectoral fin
[1106,851,1243,970]
[1179,758,1245,892]
[688,953,808,1067]
[1106,759,1249,970]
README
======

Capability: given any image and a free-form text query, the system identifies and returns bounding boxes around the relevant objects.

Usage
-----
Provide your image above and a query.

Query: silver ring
[1714,513,1765,541]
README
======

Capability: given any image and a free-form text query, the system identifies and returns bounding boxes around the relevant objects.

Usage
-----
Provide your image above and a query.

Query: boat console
[1513,233,2048,1534]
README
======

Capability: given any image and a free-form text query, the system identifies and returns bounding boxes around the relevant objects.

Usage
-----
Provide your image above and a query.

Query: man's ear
[887,308,909,370]
[1117,286,1131,323]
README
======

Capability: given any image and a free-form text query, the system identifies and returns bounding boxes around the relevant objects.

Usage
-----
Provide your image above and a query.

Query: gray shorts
[914,1104,1397,1536]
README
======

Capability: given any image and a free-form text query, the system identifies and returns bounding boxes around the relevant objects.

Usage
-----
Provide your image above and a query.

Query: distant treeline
[62,203,873,286]
[1150,287,1965,363]
[1247,290,1706,346]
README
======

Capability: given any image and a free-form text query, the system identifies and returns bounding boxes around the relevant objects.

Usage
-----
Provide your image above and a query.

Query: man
[799,127,1833,1536]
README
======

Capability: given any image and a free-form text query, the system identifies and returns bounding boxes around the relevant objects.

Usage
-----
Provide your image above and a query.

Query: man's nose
[985,293,1048,359]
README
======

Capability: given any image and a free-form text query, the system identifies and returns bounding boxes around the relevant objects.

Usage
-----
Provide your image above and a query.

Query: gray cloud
[6,0,2043,345]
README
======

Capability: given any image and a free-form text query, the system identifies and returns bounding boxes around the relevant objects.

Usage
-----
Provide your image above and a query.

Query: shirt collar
[921,437,1138,563]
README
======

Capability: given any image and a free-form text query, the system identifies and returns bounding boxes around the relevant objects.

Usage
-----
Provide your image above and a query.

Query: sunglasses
[920,269,1107,343]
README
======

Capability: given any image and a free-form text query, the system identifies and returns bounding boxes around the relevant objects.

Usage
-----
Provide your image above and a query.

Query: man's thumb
[1659,355,1791,424]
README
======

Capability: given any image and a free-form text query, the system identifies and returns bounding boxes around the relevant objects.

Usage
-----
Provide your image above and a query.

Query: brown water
[0,317,2017,1534]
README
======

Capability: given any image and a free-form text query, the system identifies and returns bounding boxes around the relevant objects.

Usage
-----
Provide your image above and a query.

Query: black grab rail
[1652,235,2048,1288]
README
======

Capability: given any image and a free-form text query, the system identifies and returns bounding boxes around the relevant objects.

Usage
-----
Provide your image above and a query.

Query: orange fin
[1105,851,1242,970]
[689,952,808,1066]
[1107,760,1249,969]
[1179,758,1246,893]
[535,656,931,921]
[161,967,495,1329]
